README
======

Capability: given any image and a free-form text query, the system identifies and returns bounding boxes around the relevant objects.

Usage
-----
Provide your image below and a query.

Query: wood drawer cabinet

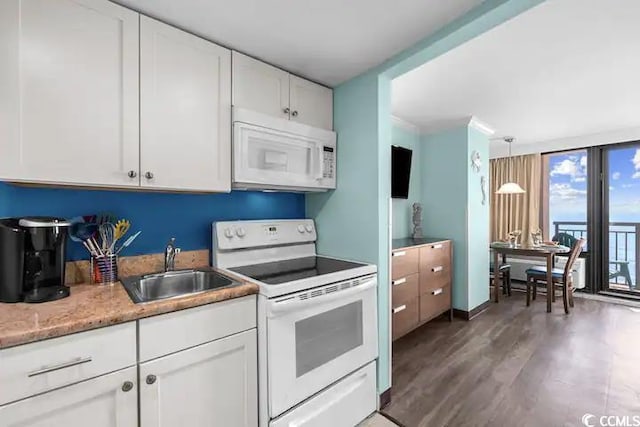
[392,299,419,341]
[391,248,419,279]
[391,239,452,341]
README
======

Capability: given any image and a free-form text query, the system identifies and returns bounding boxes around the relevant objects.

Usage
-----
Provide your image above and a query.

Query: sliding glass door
[603,143,640,295]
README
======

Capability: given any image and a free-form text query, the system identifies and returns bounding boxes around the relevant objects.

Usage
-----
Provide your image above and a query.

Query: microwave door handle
[315,145,323,180]
[267,278,376,317]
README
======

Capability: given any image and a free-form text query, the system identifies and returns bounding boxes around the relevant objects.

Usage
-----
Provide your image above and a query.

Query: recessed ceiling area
[392,0,640,146]
[112,0,484,86]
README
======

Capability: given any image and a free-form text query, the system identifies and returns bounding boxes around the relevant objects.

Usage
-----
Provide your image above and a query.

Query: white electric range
[212,219,378,427]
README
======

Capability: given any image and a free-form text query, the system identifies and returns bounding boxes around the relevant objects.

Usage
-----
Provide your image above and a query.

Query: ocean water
[553,221,637,288]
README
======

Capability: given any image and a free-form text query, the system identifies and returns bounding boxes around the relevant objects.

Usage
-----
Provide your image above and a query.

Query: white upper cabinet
[0,0,140,187]
[289,75,334,130]
[232,52,290,121]
[232,52,333,130]
[140,16,231,192]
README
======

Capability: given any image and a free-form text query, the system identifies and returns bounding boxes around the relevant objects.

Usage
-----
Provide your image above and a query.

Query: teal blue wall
[421,127,469,310]
[391,125,421,239]
[467,127,491,310]
[308,0,546,394]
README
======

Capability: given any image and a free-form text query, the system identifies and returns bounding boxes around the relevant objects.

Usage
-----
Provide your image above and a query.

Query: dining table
[490,242,571,312]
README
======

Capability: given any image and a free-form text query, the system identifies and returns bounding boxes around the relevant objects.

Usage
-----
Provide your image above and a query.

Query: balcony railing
[553,221,639,290]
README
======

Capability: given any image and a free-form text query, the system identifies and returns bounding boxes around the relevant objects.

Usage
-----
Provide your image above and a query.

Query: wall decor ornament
[471,150,482,173]
[412,203,423,239]
[481,175,487,205]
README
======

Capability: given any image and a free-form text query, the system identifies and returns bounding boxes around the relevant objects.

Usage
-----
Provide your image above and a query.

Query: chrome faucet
[164,238,181,272]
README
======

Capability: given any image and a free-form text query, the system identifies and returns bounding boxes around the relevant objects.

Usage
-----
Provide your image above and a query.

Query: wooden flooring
[383,292,640,427]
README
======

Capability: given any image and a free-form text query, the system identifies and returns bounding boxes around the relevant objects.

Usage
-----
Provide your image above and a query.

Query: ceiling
[112,0,484,86]
[392,0,640,146]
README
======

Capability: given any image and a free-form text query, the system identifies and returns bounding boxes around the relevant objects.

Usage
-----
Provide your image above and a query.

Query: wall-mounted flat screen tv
[391,145,412,199]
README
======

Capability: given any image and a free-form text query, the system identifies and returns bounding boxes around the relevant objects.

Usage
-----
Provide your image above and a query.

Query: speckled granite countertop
[0,271,258,349]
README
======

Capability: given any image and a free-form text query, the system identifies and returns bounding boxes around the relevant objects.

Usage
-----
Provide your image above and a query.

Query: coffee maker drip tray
[23,285,70,303]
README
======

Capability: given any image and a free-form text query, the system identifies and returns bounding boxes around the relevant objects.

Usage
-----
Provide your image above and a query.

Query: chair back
[563,238,586,278]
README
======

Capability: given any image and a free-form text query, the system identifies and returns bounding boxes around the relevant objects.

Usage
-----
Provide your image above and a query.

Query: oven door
[233,121,336,191]
[266,275,378,418]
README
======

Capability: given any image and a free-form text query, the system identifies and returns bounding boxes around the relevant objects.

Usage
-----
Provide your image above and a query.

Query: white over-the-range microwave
[232,107,337,192]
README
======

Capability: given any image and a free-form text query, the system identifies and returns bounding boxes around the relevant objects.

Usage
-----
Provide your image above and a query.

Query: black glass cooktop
[230,256,367,285]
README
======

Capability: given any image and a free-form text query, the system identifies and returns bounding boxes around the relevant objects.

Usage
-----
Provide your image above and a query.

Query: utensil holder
[91,254,118,284]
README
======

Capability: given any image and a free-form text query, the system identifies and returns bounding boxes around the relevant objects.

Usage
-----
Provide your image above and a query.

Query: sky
[548,146,640,227]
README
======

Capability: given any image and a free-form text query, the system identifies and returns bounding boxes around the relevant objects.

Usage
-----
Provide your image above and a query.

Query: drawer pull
[27,356,93,377]
[431,244,443,249]
[392,277,407,286]
[432,288,443,296]
[432,266,444,273]
[392,251,406,257]
[392,305,407,314]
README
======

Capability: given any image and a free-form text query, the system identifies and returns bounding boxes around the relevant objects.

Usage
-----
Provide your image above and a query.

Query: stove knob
[224,228,234,239]
[236,227,246,237]
[305,224,314,233]
[297,225,305,233]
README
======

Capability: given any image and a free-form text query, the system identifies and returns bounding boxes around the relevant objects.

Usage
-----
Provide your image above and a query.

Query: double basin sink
[121,269,241,304]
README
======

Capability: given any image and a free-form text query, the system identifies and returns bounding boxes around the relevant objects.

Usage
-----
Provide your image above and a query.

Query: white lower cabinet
[140,329,258,427]
[0,366,138,427]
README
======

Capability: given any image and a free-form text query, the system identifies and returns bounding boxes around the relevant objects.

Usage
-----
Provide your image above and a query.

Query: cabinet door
[140,329,258,427]
[0,367,137,427]
[0,0,140,187]
[232,51,290,120]
[140,16,231,192]
[289,75,333,130]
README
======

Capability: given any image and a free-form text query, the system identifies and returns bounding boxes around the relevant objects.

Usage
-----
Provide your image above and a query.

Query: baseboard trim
[452,300,491,320]
[379,388,392,409]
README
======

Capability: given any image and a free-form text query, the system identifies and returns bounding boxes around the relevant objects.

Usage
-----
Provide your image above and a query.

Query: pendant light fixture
[496,136,526,195]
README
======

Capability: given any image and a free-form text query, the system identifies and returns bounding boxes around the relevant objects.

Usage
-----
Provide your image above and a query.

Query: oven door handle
[267,278,377,317]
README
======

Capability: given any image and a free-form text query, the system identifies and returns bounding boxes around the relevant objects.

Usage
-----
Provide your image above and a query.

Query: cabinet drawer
[419,241,451,267]
[392,299,419,341]
[420,264,451,294]
[420,285,451,323]
[139,295,256,362]
[391,248,419,279]
[392,273,419,306]
[0,322,136,406]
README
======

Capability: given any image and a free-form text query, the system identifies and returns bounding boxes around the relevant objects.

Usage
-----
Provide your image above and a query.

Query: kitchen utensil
[114,219,130,240]
[69,216,96,255]
[96,212,116,226]
[115,231,141,255]
[98,223,116,254]
[76,223,102,257]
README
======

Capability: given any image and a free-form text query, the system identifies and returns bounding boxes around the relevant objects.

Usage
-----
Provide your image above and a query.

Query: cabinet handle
[432,244,443,249]
[432,266,444,273]
[122,381,134,392]
[392,277,406,286]
[127,170,137,178]
[146,374,157,385]
[283,107,290,114]
[291,110,299,117]
[392,305,406,314]
[144,171,154,180]
[392,251,406,257]
[432,288,443,296]
[27,356,92,377]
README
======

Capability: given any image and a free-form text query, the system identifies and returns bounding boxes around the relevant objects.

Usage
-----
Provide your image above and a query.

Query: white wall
[490,126,640,158]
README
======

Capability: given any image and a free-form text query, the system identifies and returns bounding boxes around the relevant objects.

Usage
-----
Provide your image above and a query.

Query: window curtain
[490,153,541,243]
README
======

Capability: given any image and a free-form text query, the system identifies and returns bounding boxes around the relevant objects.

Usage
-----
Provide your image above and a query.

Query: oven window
[295,301,363,377]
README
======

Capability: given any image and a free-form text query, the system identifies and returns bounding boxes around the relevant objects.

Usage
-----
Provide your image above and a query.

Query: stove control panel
[213,219,316,250]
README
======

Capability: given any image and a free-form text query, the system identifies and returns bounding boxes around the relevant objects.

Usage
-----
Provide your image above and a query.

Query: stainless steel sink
[121,269,240,304]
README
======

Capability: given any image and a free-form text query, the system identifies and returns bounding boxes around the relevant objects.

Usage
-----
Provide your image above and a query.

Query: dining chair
[490,252,512,296]
[525,238,586,314]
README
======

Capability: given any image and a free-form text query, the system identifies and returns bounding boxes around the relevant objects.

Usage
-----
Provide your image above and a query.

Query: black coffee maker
[0,217,71,303]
